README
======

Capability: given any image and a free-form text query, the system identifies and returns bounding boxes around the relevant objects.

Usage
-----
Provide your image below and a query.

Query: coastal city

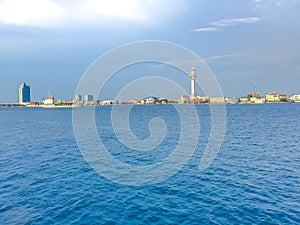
[1,68,299,108]
[2,1,300,224]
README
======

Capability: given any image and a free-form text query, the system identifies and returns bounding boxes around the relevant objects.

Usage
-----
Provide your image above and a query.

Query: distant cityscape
[1,68,300,108]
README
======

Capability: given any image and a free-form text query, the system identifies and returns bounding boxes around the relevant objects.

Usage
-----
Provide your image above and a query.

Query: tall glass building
[19,83,30,104]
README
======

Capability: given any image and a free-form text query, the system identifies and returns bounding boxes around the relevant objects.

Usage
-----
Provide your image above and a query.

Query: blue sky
[1,0,300,102]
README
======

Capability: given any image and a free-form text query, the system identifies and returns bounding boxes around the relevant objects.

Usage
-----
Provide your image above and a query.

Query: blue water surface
[0,104,299,224]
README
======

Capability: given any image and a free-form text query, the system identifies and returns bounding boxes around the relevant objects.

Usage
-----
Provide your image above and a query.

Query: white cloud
[72,0,186,25]
[253,0,300,8]
[204,53,251,61]
[210,17,261,27]
[0,0,185,27]
[0,0,64,26]
[192,17,261,33]
[80,0,146,21]
[192,27,218,32]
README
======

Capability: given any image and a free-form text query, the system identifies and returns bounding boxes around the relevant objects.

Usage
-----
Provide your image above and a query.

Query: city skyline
[5,79,299,106]
[1,0,300,102]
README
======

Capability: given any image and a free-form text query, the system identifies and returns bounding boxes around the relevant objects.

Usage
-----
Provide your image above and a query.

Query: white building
[42,91,55,105]
[43,98,54,105]
[290,94,300,103]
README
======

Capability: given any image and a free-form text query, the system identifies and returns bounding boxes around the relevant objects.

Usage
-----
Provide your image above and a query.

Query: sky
[1,0,300,102]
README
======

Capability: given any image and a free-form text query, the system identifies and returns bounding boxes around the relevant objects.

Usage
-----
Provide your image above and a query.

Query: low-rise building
[249,96,265,104]
[42,91,55,105]
[159,98,168,104]
[225,97,239,104]
[279,94,287,102]
[179,95,191,104]
[101,100,114,105]
[43,97,54,105]
[145,97,159,104]
[25,102,39,107]
[265,93,280,102]
[209,97,225,104]
[246,92,264,104]
[239,97,249,104]
[290,94,300,103]
[265,93,287,102]
[197,96,209,103]
[133,100,145,105]
[248,92,261,98]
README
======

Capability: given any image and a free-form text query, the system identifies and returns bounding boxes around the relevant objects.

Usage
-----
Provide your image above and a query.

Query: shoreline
[0,102,299,108]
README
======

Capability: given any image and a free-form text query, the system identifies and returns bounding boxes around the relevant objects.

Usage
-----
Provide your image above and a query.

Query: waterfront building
[265,93,280,102]
[19,83,30,104]
[43,98,54,104]
[179,95,191,104]
[250,96,265,104]
[42,91,55,105]
[168,99,179,104]
[197,96,209,103]
[75,94,82,102]
[225,97,239,104]
[239,97,249,104]
[101,100,113,105]
[246,92,264,104]
[279,94,287,102]
[248,92,261,98]
[159,98,168,104]
[25,102,39,107]
[209,97,225,104]
[84,94,93,102]
[289,94,300,103]
[265,93,286,102]
[145,97,159,104]
[57,99,63,105]
[133,99,145,105]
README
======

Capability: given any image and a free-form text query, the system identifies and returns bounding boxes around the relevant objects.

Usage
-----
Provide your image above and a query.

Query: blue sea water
[0,104,299,224]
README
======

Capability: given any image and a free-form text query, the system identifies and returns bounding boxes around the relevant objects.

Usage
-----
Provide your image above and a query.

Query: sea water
[0,104,299,224]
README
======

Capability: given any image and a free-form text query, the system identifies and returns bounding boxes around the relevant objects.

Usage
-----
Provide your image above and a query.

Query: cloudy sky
[1,0,300,102]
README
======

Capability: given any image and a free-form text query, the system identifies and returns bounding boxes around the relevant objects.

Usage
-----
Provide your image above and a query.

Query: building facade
[42,91,55,105]
[209,97,225,104]
[84,94,93,102]
[75,94,82,102]
[265,93,287,102]
[19,83,30,104]
[290,94,300,103]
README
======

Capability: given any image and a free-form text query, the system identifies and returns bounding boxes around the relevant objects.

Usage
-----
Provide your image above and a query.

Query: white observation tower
[189,67,196,99]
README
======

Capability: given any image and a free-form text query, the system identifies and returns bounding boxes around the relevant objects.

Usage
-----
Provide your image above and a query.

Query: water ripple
[0,105,300,224]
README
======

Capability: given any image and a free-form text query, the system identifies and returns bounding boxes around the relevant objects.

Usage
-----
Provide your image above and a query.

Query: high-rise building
[19,83,30,104]
[84,94,93,102]
[75,94,82,102]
